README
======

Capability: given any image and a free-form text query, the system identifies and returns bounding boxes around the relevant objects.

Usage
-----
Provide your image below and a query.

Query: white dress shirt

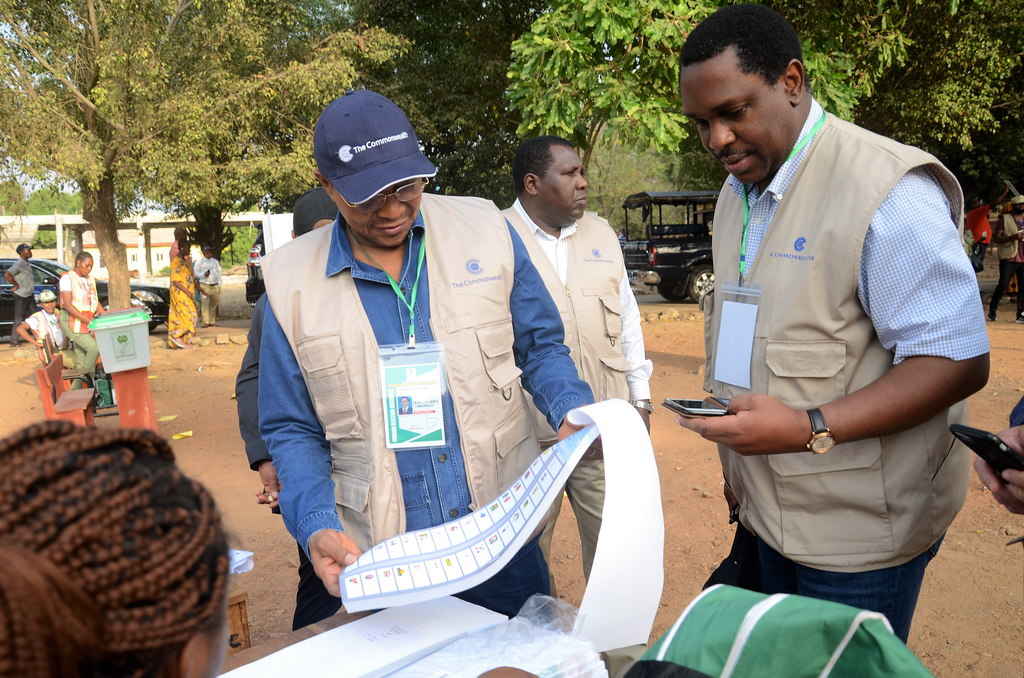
[513,199,652,399]
[193,256,222,285]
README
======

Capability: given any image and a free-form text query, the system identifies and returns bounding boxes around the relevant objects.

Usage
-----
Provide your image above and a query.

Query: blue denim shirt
[259,210,594,554]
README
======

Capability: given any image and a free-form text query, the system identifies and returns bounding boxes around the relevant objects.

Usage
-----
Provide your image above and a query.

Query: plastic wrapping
[397,595,608,678]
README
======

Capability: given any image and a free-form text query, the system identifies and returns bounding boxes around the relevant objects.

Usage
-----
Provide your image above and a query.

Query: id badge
[713,280,762,389]
[378,341,447,449]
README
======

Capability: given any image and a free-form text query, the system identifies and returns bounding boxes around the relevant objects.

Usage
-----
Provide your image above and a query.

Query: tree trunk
[190,205,231,258]
[82,176,131,310]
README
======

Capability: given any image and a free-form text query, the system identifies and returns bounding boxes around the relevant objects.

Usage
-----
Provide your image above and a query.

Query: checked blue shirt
[732,100,989,364]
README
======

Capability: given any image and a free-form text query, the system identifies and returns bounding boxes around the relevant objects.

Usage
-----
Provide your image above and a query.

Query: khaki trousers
[200,283,221,324]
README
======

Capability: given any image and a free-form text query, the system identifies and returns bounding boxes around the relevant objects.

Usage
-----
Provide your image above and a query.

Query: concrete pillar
[55,212,64,265]
[136,216,145,280]
[144,228,153,275]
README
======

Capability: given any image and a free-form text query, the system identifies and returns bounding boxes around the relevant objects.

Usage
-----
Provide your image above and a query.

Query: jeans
[757,534,944,642]
[989,259,1024,319]
[456,535,550,618]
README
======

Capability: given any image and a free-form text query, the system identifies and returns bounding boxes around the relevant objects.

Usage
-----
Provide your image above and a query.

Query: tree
[507,0,714,172]
[1,1,403,307]
[26,189,83,216]
[351,0,547,206]
[144,3,406,255]
[1,1,241,306]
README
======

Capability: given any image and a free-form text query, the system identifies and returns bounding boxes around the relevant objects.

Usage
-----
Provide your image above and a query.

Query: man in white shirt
[192,245,223,327]
[16,289,76,368]
[502,135,654,593]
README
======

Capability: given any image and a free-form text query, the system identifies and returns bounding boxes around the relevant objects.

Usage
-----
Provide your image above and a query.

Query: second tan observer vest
[703,114,970,572]
[263,194,541,552]
[504,207,631,444]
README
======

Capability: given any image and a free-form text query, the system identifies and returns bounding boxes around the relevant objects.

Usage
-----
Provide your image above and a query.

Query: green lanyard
[351,224,427,348]
[739,114,826,279]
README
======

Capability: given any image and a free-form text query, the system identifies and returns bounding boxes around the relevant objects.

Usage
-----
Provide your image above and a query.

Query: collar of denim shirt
[325,211,426,277]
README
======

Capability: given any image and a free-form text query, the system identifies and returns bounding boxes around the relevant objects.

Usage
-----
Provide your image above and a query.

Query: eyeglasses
[339,178,429,214]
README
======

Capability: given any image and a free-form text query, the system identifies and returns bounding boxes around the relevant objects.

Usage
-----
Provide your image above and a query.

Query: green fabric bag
[643,585,933,677]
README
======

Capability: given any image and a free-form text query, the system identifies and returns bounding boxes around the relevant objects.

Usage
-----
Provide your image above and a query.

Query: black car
[0,258,170,335]
[245,232,265,304]
[621,191,719,302]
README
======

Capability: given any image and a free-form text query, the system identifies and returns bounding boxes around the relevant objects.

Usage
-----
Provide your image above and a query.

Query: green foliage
[508,0,716,170]
[586,141,678,236]
[25,190,82,215]
[32,231,57,248]
[221,226,258,267]
[349,0,547,206]
[159,265,171,276]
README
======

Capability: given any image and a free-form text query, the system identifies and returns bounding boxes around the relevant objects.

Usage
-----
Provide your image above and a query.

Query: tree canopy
[1,0,402,305]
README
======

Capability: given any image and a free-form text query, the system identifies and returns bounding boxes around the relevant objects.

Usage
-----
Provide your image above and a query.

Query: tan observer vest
[262,194,541,553]
[504,208,631,444]
[702,114,970,572]
[997,213,1021,260]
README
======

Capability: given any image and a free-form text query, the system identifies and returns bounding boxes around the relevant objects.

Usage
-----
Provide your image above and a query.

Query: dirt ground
[2,278,1023,677]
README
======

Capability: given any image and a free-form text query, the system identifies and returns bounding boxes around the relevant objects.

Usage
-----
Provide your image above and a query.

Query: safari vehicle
[621,190,719,302]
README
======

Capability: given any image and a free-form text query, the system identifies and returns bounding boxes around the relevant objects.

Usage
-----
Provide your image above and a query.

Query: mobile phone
[950,423,1024,473]
[663,398,729,417]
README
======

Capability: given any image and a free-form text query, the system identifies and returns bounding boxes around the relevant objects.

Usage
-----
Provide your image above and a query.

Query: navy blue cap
[16,243,30,253]
[313,90,436,205]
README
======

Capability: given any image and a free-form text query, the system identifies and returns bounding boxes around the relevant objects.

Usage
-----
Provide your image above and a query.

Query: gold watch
[806,408,836,454]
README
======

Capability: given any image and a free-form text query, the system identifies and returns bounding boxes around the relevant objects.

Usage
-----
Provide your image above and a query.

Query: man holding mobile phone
[675,4,990,643]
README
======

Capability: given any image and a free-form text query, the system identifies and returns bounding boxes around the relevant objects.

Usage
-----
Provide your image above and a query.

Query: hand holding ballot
[309,528,363,597]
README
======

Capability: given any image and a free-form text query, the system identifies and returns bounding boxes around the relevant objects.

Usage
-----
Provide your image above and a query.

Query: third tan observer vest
[703,114,970,572]
[504,208,631,444]
[997,213,1021,260]
[263,194,541,552]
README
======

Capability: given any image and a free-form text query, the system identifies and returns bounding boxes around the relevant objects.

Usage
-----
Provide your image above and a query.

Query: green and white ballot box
[89,308,152,373]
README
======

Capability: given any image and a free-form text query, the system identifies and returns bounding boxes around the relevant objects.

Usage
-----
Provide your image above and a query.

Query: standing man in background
[236,185,339,630]
[965,186,1007,273]
[6,243,37,347]
[988,194,1024,323]
[193,245,222,327]
[675,3,989,642]
[503,135,653,593]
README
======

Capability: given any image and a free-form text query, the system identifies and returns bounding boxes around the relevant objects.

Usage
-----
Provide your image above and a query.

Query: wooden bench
[36,358,95,427]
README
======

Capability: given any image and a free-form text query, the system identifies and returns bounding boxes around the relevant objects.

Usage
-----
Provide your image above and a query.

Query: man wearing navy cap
[6,243,37,347]
[258,90,593,620]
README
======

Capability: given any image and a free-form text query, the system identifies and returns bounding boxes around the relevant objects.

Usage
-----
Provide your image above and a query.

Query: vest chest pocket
[296,334,363,440]
[476,319,523,391]
[599,354,631,401]
[765,340,847,410]
[597,294,623,343]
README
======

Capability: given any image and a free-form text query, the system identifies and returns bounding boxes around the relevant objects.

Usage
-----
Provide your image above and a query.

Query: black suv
[621,191,719,302]
[245,232,265,304]
[0,258,170,335]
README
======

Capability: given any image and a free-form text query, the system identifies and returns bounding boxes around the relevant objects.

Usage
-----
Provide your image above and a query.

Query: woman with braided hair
[0,422,230,678]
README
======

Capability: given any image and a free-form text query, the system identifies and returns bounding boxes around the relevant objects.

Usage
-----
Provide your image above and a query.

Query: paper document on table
[342,399,664,653]
[342,425,599,612]
[219,596,505,678]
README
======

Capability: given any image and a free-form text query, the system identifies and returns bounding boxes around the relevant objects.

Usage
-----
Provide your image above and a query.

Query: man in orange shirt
[966,186,1008,273]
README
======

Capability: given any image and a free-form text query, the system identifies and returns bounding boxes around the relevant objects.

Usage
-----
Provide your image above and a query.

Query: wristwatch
[630,399,654,413]
[806,408,836,454]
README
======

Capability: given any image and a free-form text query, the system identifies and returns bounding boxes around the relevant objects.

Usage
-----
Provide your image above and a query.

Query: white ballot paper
[342,399,664,653]
[220,596,505,678]
[342,425,600,612]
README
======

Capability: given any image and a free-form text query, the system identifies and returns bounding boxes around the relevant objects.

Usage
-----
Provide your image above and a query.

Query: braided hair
[0,422,229,678]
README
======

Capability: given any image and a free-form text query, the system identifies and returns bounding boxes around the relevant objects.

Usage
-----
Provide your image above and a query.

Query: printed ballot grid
[341,428,596,607]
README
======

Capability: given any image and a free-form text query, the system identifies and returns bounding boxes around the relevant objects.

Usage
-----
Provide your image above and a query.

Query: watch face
[810,435,836,453]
